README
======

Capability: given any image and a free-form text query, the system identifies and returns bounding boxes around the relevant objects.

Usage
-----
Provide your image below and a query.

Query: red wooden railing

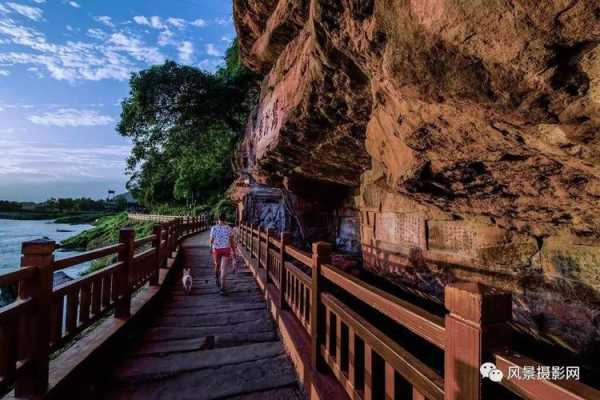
[0,215,208,398]
[238,223,600,400]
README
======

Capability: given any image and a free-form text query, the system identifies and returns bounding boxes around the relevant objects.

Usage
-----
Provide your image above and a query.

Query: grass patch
[61,212,154,252]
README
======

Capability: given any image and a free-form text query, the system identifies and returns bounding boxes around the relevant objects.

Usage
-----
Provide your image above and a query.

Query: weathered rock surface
[233,0,600,358]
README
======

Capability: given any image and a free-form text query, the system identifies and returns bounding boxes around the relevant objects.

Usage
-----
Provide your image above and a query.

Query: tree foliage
[118,40,258,208]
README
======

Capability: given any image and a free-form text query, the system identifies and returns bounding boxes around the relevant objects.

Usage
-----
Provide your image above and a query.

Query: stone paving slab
[106,355,299,400]
[114,341,286,382]
[161,302,267,317]
[103,232,303,400]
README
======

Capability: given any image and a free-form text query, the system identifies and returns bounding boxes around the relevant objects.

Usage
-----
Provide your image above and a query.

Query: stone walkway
[104,232,304,400]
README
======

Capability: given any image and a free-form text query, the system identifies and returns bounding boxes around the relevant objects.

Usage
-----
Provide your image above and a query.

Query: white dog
[182,268,193,294]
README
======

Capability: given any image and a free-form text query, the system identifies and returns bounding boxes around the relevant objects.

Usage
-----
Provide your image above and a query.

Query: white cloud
[205,43,222,57]
[32,0,46,3]
[68,1,80,8]
[157,29,173,47]
[149,16,164,29]
[197,58,223,72]
[178,41,193,63]
[26,66,43,78]
[5,2,43,21]
[0,19,168,82]
[133,16,149,26]
[28,109,115,127]
[109,33,165,64]
[95,16,114,28]
[132,16,166,30]
[0,70,10,76]
[191,18,206,28]
[0,19,57,52]
[213,17,231,26]
[0,139,130,185]
[167,17,185,29]
[87,28,105,40]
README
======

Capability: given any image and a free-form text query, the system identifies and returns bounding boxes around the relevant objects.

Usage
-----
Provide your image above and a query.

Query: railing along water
[237,223,600,400]
[0,214,208,398]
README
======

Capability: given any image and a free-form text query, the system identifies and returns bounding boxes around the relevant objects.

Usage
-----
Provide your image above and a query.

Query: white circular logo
[489,369,504,382]
[480,362,496,378]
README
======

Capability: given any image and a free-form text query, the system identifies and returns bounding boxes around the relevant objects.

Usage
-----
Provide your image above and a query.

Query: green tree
[118,39,258,208]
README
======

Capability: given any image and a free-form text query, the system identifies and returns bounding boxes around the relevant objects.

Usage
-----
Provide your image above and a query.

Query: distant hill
[112,192,138,205]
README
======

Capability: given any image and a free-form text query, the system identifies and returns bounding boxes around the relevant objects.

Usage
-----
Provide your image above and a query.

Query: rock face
[233,0,600,360]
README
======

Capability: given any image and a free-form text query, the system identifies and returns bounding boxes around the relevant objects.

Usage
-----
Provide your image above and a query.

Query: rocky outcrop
[233,0,600,359]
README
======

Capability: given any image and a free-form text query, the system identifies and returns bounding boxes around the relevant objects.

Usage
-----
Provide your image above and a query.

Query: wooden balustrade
[285,261,312,332]
[236,222,600,400]
[0,215,208,398]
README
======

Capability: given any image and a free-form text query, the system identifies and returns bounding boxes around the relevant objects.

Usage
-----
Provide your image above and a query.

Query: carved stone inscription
[428,221,476,255]
[376,212,425,248]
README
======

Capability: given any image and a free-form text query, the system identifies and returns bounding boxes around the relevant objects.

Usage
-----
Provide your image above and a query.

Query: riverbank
[0,219,96,307]
[0,214,153,304]
[0,211,107,224]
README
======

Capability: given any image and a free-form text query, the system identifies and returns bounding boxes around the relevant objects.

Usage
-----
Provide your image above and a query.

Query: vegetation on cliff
[61,213,153,251]
[118,40,258,215]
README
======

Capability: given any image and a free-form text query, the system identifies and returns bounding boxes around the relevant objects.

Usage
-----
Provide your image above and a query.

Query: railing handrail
[134,234,156,247]
[285,246,312,267]
[53,243,125,271]
[321,262,446,349]
[0,266,35,288]
[237,221,599,400]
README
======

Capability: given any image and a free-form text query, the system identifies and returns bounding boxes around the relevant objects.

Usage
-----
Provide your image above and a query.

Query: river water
[0,219,92,278]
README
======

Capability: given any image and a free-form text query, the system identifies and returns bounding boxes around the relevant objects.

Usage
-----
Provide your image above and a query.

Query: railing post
[265,228,271,282]
[245,224,249,248]
[257,226,263,268]
[310,241,332,372]
[163,223,170,263]
[250,224,255,257]
[158,224,165,268]
[279,232,291,311]
[150,224,161,286]
[444,282,512,400]
[15,239,55,397]
[171,221,175,253]
[242,224,246,248]
[115,228,135,319]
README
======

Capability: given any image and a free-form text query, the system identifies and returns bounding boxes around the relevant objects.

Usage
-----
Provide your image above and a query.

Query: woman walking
[209,213,236,295]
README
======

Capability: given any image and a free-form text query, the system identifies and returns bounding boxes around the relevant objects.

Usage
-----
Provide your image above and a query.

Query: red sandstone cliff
[233,0,600,361]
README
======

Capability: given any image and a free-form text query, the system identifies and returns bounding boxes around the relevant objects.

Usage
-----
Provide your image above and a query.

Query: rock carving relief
[375,212,426,249]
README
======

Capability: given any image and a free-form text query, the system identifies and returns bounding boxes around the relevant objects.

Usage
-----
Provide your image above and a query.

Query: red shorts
[213,247,231,268]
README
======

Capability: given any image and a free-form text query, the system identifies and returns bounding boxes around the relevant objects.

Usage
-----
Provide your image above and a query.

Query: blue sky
[0,0,235,202]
